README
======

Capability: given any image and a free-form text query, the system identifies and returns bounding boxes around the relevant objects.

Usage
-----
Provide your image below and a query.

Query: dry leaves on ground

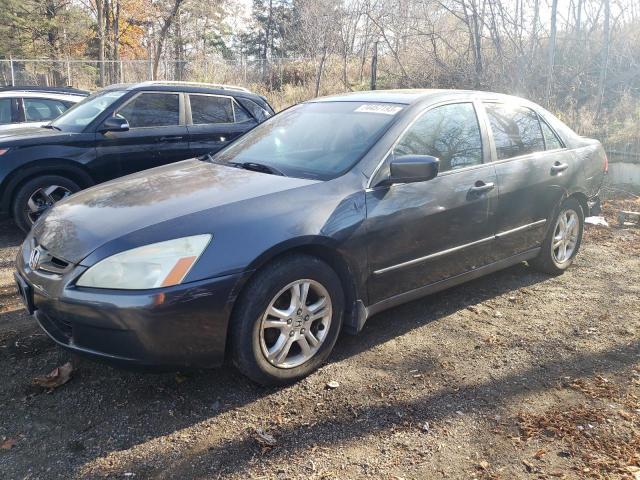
[1,437,17,450]
[32,362,73,391]
[517,375,640,479]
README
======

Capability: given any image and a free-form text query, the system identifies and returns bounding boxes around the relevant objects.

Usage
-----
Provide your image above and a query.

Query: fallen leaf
[1,438,16,450]
[254,429,276,447]
[32,362,73,391]
[533,448,546,459]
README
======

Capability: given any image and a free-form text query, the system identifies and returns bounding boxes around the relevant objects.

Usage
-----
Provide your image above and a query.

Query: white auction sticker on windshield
[354,104,403,115]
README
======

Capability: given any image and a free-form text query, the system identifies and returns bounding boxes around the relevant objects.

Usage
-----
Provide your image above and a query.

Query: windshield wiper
[231,161,287,177]
[41,124,61,131]
[200,155,287,177]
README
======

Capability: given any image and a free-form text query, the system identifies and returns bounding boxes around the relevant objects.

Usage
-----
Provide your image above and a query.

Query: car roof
[0,86,88,96]
[0,91,85,102]
[310,89,535,106]
[102,81,263,99]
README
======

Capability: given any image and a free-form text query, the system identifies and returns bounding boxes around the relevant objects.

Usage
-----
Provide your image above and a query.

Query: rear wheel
[530,197,584,274]
[12,175,80,232]
[230,254,344,386]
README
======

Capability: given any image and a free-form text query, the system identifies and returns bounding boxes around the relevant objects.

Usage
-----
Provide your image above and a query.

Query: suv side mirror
[389,155,439,184]
[99,116,129,133]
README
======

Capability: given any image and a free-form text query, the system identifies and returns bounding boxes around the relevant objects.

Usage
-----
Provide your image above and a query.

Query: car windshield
[51,89,127,132]
[213,101,404,180]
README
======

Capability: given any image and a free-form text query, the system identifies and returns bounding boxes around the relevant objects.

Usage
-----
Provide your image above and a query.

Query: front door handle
[159,136,183,142]
[551,162,569,174]
[469,181,495,195]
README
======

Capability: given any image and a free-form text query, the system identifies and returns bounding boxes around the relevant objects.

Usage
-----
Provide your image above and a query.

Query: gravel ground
[0,197,639,480]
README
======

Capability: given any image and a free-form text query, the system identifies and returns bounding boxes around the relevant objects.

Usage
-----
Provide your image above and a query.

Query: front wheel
[12,175,80,232]
[530,197,584,274]
[230,254,344,386]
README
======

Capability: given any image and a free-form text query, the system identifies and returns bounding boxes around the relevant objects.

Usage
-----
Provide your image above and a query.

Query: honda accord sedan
[15,90,607,385]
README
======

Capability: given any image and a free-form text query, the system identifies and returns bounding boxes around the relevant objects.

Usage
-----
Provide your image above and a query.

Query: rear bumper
[16,257,244,368]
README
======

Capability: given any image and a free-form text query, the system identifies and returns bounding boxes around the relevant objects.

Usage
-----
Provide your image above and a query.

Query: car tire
[12,175,80,232]
[530,197,584,275]
[230,254,344,386]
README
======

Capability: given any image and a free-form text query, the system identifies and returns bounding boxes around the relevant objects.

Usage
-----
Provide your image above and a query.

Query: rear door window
[485,103,545,160]
[0,99,11,124]
[393,102,483,173]
[189,95,234,124]
[117,93,180,128]
[23,98,69,122]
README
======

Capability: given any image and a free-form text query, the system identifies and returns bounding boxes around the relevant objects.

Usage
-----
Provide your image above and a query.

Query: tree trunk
[314,47,327,97]
[112,0,120,83]
[96,0,105,86]
[545,0,558,107]
[596,0,610,119]
[262,0,273,81]
[104,0,112,82]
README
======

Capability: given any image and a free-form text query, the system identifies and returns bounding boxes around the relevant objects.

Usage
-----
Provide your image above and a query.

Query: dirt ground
[0,196,639,480]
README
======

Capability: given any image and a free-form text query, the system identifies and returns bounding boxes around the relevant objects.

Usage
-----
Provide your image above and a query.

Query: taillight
[603,152,608,173]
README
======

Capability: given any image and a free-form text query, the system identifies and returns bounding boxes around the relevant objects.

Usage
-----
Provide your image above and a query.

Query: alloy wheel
[552,208,579,264]
[25,185,72,225]
[259,279,332,369]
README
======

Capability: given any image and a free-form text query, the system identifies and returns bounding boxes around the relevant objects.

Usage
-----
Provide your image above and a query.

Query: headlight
[76,234,211,290]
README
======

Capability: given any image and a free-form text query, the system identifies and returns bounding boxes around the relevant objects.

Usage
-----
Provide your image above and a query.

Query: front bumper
[16,248,244,369]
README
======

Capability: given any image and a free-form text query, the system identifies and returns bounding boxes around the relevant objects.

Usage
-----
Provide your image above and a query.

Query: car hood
[32,159,319,264]
[0,126,75,145]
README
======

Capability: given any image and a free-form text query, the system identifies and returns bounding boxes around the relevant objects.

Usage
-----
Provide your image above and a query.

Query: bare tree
[152,0,186,80]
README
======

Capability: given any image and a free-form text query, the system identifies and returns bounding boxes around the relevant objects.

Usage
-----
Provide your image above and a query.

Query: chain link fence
[1,56,638,169]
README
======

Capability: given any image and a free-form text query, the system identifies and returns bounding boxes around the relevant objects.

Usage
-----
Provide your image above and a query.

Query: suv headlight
[76,235,211,290]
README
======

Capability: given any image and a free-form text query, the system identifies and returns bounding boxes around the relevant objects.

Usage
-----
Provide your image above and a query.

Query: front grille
[28,239,73,275]
[38,255,71,274]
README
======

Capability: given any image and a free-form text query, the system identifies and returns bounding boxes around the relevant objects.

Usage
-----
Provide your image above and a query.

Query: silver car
[0,86,88,131]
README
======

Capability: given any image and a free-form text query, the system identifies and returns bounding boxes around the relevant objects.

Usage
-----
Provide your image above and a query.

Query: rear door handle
[469,181,495,195]
[551,162,569,173]
[159,136,183,142]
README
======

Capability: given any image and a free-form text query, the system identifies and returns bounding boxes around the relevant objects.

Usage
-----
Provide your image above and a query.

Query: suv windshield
[213,101,404,180]
[51,89,127,132]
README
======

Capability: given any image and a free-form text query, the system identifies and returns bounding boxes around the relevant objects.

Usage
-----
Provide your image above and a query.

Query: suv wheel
[230,254,344,386]
[12,175,80,232]
[530,197,584,274]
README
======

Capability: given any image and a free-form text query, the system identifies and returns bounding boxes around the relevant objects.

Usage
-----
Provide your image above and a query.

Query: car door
[186,93,257,157]
[365,101,499,304]
[95,91,191,177]
[482,102,577,257]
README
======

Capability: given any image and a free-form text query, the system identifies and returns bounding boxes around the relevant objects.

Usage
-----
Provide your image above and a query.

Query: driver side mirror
[388,155,439,185]
[99,116,129,133]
